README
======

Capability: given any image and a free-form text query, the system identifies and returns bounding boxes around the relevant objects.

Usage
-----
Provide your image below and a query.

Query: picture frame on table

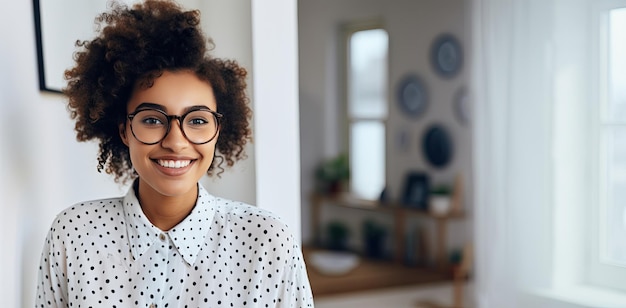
[401,172,430,210]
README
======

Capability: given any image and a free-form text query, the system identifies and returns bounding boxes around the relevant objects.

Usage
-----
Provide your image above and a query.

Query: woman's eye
[188,118,208,126]
[141,117,164,126]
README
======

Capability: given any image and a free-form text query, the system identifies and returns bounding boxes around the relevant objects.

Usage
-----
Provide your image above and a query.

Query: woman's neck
[135,180,198,231]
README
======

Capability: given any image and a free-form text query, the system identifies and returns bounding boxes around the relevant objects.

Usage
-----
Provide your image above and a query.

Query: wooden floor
[303,247,452,296]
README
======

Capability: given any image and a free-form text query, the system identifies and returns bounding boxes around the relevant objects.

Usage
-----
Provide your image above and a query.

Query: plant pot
[328,237,349,251]
[327,221,350,251]
[430,195,451,216]
[364,235,386,259]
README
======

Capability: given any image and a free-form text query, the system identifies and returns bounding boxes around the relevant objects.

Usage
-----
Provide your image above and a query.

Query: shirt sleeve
[283,240,315,308]
[35,226,68,308]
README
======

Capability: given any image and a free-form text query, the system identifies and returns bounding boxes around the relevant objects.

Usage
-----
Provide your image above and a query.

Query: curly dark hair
[63,0,252,183]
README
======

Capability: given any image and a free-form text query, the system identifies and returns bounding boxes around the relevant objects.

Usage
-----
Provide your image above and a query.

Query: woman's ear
[119,123,129,147]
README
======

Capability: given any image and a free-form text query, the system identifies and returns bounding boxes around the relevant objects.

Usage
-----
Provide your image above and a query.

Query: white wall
[1,2,127,307]
[298,0,471,257]
[195,0,257,206]
[252,0,302,242]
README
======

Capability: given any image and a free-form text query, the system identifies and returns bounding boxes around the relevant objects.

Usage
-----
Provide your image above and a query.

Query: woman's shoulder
[210,197,302,259]
[211,197,296,238]
[213,197,283,222]
[48,196,125,232]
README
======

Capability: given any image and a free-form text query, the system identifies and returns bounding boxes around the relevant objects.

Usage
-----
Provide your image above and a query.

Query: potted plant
[430,184,452,216]
[326,220,350,251]
[314,154,350,195]
[362,220,387,259]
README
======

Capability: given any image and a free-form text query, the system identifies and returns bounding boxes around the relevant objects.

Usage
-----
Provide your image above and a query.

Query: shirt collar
[123,182,216,266]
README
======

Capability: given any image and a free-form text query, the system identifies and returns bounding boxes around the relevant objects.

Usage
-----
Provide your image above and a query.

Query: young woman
[35,1,313,307]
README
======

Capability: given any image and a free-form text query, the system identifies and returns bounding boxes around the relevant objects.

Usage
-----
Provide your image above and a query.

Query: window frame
[588,0,626,291]
[342,22,389,200]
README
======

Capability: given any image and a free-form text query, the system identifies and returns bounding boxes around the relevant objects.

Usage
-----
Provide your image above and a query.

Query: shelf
[312,192,465,219]
[303,246,452,297]
[311,193,465,271]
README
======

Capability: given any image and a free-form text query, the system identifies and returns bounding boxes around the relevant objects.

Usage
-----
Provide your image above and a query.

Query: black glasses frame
[127,108,223,145]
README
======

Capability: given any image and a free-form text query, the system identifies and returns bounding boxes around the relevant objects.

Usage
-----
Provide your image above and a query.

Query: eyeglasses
[127,107,222,145]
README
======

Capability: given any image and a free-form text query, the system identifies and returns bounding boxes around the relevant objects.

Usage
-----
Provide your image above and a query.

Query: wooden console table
[311,193,464,270]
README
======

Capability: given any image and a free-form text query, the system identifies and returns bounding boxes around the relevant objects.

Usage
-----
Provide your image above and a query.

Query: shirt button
[159,233,166,241]
[149,304,156,308]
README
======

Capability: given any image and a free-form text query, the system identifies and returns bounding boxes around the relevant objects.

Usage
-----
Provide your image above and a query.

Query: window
[345,27,388,200]
[590,2,626,291]
[601,6,626,267]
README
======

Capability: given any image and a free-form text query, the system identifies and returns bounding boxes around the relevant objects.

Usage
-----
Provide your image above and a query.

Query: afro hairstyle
[63,0,252,183]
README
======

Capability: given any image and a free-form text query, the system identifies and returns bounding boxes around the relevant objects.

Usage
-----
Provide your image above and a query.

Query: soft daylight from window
[347,28,388,200]
[601,7,626,268]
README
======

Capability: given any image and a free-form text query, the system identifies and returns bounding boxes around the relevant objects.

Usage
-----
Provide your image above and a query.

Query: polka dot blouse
[36,183,314,307]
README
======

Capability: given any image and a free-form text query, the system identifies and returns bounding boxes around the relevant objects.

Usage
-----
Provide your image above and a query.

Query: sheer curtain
[471,0,593,307]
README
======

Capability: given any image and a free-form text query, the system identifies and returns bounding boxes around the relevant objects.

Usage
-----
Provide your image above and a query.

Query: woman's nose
[160,120,189,151]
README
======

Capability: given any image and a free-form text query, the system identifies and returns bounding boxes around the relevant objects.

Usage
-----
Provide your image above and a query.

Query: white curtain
[471,0,592,307]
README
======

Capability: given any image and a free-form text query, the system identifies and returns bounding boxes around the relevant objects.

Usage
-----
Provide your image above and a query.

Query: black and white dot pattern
[35,184,314,307]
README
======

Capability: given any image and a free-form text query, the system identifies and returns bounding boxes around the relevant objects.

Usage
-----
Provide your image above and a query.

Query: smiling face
[120,70,218,201]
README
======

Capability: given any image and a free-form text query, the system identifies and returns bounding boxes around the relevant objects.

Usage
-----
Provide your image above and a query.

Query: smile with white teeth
[156,159,192,169]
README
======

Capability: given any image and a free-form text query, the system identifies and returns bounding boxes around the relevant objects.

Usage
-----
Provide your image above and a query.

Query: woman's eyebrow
[134,103,212,113]
[135,102,165,111]
[183,105,212,113]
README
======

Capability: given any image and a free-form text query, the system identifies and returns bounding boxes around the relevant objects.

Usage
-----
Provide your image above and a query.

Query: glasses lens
[182,110,219,144]
[130,110,168,144]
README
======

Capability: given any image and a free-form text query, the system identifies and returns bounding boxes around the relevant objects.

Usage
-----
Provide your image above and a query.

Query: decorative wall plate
[397,74,428,118]
[422,124,454,169]
[454,87,470,125]
[430,33,463,78]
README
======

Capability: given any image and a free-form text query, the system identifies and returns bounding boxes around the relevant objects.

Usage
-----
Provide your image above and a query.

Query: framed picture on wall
[32,0,109,93]
[401,172,430,210]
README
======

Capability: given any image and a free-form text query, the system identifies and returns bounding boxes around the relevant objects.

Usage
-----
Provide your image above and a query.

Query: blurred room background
[2,0,626,307]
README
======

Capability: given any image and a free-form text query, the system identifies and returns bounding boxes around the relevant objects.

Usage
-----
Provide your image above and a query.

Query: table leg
[436,219,447,270]
[394,209,405,264]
